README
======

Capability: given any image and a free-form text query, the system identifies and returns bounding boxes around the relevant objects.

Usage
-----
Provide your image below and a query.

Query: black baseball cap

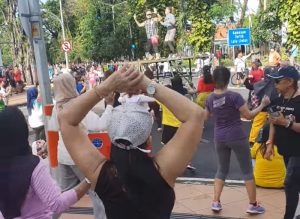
[268,66,300,81]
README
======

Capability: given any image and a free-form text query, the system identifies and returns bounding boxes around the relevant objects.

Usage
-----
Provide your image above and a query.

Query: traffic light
[96,9,101,20]
[131,43,136,49]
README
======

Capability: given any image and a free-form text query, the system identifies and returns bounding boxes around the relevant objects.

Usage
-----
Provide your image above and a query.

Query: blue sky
[248,0,259,13]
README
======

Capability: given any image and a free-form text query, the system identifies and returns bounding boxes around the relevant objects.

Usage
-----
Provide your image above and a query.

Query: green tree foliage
[278,0,300,47]
[251,0,282,45]
[0,0,244,66]
[183,0,215,52]
[251,0,300,48]
[209,0,236,24]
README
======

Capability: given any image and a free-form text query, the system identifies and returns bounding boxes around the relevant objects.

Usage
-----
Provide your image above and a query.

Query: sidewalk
[7,91,27,106]
[60,182,299,219]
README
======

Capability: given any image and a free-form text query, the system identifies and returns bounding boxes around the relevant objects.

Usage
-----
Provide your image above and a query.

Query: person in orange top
[13,66,22,82]
[268,48,281,67]
[196,66,215,108]
[13,66,24,93]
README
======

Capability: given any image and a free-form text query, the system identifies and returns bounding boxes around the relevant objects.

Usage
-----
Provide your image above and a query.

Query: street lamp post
[59,0,69,69]
[99,1,127,34]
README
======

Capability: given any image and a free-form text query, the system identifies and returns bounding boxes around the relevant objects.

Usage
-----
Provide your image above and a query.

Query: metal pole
[112,5,115,34]
[59,0,69,69]
[0,48,3,66]
[28,0,52,106]
[129,22,134,60]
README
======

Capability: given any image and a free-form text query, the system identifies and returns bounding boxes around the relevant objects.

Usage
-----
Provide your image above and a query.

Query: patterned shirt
[144,19,158,39]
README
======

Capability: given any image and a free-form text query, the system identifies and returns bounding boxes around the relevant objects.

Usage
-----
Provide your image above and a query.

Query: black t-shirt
[95,148,175,219]
[270,95,300,157]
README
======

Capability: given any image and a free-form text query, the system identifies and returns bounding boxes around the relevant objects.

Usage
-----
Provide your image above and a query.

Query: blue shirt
[76,83,84,94]
[161,14,176,30]
[291,45,298,58]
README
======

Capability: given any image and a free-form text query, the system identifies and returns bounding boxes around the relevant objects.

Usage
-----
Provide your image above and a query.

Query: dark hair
[213,66,230,89]
[86,65,92,72]
[256,124,270,157]
[203,66,213,84]
[0,108,39,218]
[0,107,31,157]
[236,50,243,57]
[171,75,187,95]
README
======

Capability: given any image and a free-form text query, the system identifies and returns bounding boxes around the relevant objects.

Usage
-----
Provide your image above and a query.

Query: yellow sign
[31,22,41,38]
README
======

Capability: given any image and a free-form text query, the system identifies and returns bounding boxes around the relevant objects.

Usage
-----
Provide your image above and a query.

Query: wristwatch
[146,82,157,97]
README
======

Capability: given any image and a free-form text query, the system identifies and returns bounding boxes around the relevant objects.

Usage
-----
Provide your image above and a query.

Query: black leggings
[284,156,300,219]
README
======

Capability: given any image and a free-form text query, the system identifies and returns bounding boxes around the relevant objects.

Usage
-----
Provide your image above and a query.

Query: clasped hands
[100,64,150,98]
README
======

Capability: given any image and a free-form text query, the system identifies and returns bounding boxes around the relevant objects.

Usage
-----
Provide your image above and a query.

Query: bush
[220,58,234,67]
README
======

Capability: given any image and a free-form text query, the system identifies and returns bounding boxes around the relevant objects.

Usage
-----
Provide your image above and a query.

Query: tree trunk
[258,0,264,12]
[237,0,248,28]
[6,0,35,85]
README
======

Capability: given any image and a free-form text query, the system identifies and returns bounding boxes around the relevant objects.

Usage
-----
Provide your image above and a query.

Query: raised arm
[138,77,205,187]
[244,52,253,60]
[133,14,145,27]
[239,95,270,120]
[58,65,143,188]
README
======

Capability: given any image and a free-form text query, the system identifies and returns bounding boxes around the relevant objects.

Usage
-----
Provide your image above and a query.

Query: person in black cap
[265,66,300,219]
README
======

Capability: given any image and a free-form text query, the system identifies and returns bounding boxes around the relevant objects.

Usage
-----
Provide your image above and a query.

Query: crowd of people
[0,35,299,219]
[0,65,25,108]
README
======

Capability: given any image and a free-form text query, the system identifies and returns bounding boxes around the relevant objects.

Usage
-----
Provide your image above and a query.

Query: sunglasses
[146,14,152,16]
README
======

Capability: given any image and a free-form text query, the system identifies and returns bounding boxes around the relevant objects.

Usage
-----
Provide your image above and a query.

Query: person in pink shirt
[87,65,98,89]
[0,107,90,219]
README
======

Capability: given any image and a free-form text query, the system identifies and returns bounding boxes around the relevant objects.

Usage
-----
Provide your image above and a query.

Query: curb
[176,177,244,186]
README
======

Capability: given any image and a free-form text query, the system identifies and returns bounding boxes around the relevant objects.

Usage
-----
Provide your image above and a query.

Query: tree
[237,0,248,27]
[251,0,300,48]
[209,0,236,24]
[251,0,282,46]
[279,0,300,47]
[0,0,35,84]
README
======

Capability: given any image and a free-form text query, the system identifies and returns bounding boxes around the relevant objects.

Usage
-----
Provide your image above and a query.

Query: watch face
[147,84,156,95]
